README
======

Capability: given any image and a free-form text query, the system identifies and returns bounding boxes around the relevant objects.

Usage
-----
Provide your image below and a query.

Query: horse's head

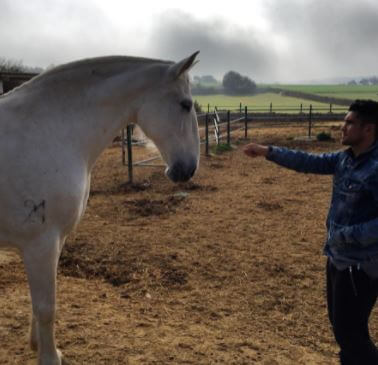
[137,52,200,183]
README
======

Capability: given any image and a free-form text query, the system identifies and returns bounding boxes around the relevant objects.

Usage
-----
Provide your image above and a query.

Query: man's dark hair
[349,99,378,125]
[349,99,378,139]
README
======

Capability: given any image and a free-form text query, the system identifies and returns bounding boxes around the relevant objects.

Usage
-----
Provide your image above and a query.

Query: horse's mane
[43,55,172,77]
[1,56,173,97]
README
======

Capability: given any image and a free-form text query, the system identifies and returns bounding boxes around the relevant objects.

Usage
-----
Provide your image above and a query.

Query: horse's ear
[169,51,200,80]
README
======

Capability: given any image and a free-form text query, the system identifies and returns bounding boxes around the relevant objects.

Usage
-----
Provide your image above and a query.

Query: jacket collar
[346,140,378,161]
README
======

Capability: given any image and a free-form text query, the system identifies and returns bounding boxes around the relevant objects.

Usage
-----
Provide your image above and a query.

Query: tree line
[0,58,43,73]
[347,76,378,86]
[192,71,256,95]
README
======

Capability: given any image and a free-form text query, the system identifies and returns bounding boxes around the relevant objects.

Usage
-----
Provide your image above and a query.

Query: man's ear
[364,123,376,136]
[372,124,378,139]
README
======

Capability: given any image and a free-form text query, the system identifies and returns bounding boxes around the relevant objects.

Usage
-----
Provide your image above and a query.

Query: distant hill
[292,75,377,85]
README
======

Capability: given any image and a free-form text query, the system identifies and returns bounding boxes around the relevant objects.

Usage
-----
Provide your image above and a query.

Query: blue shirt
[266,142,378,277]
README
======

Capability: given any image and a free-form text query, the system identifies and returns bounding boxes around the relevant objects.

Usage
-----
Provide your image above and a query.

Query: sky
[1,0,378,83]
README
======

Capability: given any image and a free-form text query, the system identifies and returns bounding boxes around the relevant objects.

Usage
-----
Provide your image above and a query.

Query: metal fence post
[127,125,133,183]
[308,104,313,138]
[244,106,248,139]
[227,110,231,145]
[121,128,126,165]
[205,113,209,156]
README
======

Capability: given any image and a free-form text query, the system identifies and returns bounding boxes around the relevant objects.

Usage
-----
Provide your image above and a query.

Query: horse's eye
[180,99,193,112]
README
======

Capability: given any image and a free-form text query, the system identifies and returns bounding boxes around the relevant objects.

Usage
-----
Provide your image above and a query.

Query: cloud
[146,10,278,82]
[0,0,128,67]
[1,0,378,82]
[262,0,378,80]
[144,1,378,82]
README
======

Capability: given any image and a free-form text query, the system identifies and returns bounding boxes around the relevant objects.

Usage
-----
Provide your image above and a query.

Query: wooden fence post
[127,125,133,183]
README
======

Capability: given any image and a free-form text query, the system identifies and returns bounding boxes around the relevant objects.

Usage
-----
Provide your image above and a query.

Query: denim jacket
[266,142,378,278]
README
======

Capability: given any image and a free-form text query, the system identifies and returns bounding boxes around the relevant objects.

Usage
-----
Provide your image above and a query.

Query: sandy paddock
[1,122,377,364]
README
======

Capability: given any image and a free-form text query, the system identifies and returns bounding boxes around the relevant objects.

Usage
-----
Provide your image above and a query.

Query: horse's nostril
[167,161,197,182]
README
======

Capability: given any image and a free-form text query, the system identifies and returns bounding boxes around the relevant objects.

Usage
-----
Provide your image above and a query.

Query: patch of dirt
[256,200,283,211]
[2,122,377,364]
[124,195,186,217]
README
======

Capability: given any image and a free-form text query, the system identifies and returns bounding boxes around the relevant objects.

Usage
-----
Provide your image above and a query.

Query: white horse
[0,51,200,364]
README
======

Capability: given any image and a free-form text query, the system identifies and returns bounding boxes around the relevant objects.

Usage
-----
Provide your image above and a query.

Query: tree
[0,58,43,73]
[359,78,369,85]
[222,71,256,95]
[201,75,217,84]
[0,58,25,72]
[193,76,201,84]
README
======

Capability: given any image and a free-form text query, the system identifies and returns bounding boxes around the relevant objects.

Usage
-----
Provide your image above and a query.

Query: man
[244,99,378,365]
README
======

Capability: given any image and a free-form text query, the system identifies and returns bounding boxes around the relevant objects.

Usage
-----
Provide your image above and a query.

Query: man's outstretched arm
[244,143,339,175]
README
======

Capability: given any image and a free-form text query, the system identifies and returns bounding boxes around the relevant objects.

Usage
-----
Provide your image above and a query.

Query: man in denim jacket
[244,100,378,365]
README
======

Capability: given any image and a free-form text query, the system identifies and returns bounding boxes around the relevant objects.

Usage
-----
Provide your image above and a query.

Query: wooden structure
[0,71,38,94]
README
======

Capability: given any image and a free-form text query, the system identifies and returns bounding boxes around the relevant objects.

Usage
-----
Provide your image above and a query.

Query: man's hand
[244,143,269,158]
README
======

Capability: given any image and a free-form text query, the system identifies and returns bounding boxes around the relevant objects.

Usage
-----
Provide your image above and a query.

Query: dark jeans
[327,259,378,365]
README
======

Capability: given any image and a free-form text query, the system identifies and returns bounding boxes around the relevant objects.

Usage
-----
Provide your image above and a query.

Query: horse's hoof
[37,349,63,365]
[30,341,38,352]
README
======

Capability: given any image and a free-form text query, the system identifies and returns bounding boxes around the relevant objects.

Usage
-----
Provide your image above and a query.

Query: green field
[268,84,378,101]
[194,93,347,113]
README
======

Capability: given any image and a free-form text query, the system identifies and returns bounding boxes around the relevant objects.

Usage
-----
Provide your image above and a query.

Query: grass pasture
[194,84,378,114]
[194,92,347,114]
[269,84,378,102]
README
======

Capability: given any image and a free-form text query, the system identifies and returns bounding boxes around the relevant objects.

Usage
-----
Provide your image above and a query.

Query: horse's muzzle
[166,160,197,182]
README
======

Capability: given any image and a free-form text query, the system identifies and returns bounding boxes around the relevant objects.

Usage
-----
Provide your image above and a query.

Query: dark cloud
[146,10,278,82]
[146,1,378,82]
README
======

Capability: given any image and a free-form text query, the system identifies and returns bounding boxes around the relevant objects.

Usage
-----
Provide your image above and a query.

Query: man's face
[341,111,368,146]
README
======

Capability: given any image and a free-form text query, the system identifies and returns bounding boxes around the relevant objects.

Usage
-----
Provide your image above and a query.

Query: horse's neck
[83,104,135,169]
[83,71,156,167]
[2,64,161,170]
[51,69,156,169]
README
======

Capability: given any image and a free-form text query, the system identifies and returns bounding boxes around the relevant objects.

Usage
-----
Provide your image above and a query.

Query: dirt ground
[1,122,377,364]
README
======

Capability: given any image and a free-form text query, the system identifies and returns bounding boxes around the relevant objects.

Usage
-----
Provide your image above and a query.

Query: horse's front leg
[30,314,38,352]
[23,233,62,365]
